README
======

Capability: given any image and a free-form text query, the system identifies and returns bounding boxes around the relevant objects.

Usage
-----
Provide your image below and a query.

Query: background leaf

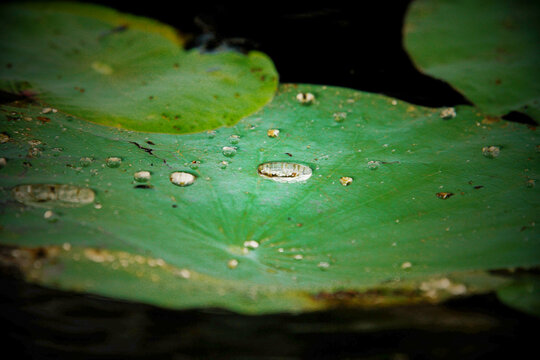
[404,0,540,121]
[0,2,278,134]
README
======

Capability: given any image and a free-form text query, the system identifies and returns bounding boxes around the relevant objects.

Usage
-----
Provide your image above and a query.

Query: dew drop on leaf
[227,259,239,269]
[229,135,240,144]
[267,129,280,138]
[12,184,95,207]
[79,157,93,167]
[257,162,312,183]
[482,146,500,158]
[339,176,353,186]
[222,146,237,157]
[169,172,196,187]
[367,161,380,170]
[296,92,315,104]
[134,171,151,182]
[243,240,259,249]
[106,157,122,168]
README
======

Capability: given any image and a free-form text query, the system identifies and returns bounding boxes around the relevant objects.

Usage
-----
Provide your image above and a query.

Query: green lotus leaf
[0,2,278,134]
[1,84,538,314]
[404,0,540,120]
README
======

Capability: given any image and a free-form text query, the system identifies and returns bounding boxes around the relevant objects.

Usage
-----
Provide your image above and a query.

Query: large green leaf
[404,0,540,120]
[1,84,538,313]
[0,2,277,134]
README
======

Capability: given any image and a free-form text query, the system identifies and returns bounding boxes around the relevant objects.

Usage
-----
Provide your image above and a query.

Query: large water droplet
[257,162,312,183]
[169,172,196,187]
[482,146,500,158]
[440,107,456,119]
[243,240,259,249]
[134,171,151,182]
[106,157,122,168]
[222,146,237,157]
[296,92,315,104]
[12,184,95,207]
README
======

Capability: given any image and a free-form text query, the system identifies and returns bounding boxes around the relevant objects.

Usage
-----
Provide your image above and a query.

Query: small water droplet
[367,161,380,170]
[229,135,240,144]
[219,160,229,169]
[41,107,52,114]
[222,146,237,157]
[482,146,500,158]
[339,176,353,186]
[134,170,151,182]
[293,254,304,260]
[526,179,536,188]
[28,139,41,146]
[401,261,412,269]
[106,157,122,168]
[175,269,191,279]
[12,184,95,207]
[258,162,312,183]
[440,107,456,119]
[189,160,201,169]
[333,112,347,122]
[207,130,216,139]
[91,61,113,75]
[0,157,6,168]
[243,240,259,249]
[228,259,239,269]
[79,157,93,167]
[169,171,196,187]
[296,92,315,104]
[317,261,330,270]
[43,210,54,219]
[0,133,9,143]
[267,129,280,138]
[27,147,41,158]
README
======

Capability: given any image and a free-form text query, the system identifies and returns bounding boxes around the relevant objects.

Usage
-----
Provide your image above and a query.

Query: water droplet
[436,192,454,199]
[41,107,53,114]
[333,112,347,122]
[339,176,353,186]
[527,179,536,188]
[317,261,330,270]
[367,161,380,170]
[296,92,315,104]
[169,172,196,187]
[207,131,216,139]
[229,135,240,144]
[401,261,412,269]
[267,129,280,138]
[134,170,151,182]
[0,133,9,143]
[243,240,259,249]
[27,147,41,158]
[258,162,312,183]
[91,61,113,75]
[79,157,93,167]
[0,157,6,168]
[43,210,54,219]
[222,146,237,157]
[28,139,41,146]
[293,254,304,260]
[106,157,122,168]
[219,160,229,169]
[482,146,500,158]
[189,160,201,169]
[175,269,191,279]
[228,259,239,269]
[12,184,95,207]
[440,107,456,119]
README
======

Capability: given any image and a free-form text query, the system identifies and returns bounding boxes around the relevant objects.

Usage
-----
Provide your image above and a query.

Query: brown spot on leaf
[436,192,454,199]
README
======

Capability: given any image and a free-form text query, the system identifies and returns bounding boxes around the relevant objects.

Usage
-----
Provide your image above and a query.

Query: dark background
[1,1,538,359]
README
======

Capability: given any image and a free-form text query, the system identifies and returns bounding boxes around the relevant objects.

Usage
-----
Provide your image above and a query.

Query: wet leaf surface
[1,84,538,313]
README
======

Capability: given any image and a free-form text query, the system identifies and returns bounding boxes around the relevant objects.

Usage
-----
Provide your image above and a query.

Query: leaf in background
[1,84,538,314]
[404,0,540,121]
[0,2,278,134]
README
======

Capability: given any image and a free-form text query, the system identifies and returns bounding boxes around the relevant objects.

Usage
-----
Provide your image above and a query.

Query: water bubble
[440,107,456,119]
[12,184,95,207]
[227,259,239,269]
[106,157,122,168]
[401,261,412,269]
[189,160,201,169]
[296,92,315,104]
[222,146,237,157]
[257,162,312,183]
[317,261,330,270]
[134,171,151,182]
[219,160,229,169]
[169,172,196,187]
[79,157,93,167]
[243,240,259,249]
[267,129,280,138]
[207,130,217,139]
[0,133,9,143]
[339,176,353,186]
[367,161,380,170]
[229,135,240,144]
[333,112,347,122]
[482,146,500,158]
